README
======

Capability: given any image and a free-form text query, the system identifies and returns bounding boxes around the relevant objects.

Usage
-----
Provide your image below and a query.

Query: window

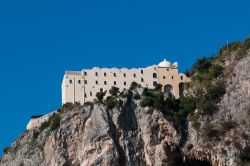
[90,91,92,96]
[133,74,136,78]
[114,73,117,77]
[104,81,107,85]
[123,73,126,77]
[141,70,144,74]
[104,72,107,77]
[153,73,157,78]
[166,69,169,71]
[181,76,183,80]
[85,80,87,84]
[114,81,116,85]
[78,80,81,84]
[163,76,166,79]
[124,82,126,85]
[69,80,73,84]
[95,72,98,76]
[84,93,87,97]
[96,81,98,85]
[141,78,144,82]
[100,88,103,92]
[153,81,157,86]
[84,72,87,76]
[172,76,174,79]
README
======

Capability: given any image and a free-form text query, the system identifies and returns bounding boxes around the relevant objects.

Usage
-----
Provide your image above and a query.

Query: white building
[62,59,190,105]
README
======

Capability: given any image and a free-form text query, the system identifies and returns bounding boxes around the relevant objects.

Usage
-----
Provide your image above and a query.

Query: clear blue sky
[0,0,249,155]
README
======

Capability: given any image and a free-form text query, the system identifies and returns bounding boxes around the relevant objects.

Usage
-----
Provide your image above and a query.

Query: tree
[109,86,119,96]
[154,83,163,91]
[130,81,138,90]
[96,91,107,102]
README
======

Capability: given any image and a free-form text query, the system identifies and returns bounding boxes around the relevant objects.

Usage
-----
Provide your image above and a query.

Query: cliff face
[1,101,181,166]
[183,52,250,166]
[1,48,250,166]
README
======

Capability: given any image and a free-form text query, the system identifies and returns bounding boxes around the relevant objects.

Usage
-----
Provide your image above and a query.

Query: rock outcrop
[1,46,249,166]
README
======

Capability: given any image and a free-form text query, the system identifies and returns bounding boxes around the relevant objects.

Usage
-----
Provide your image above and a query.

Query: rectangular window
[84,93,87,97]
[69,80,73,84]
[104,81,107,85]
[163,76,166,79]
[78,80,81,84]
[141,70,144,74]
[104,72,107,77]
[85,80,87,84]
[96,81,98,85]
[100,88,103,92]
[166,69,169,71]
[181,76,183,80]
[172,76,174,79]
[141,78,144,82]
[133,74,136,78]
[123,73,126,77]
[124,82,126,85]
[153,73,157,78]
[84,72,87,76]
[114,73,117,77]
[95,72,98,76]
[90,91,92,96]
[114,81,116,85]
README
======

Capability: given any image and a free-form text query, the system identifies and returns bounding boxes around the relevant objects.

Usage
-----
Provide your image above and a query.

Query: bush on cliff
[40,113,61,132]
[95,91,107,103]
[3,146,10,154]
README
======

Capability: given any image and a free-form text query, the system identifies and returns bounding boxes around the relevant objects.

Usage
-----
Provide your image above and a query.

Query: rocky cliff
[1,40,250,166]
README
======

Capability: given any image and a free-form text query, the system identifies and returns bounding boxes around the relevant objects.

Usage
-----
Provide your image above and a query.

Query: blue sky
[0,0,250,155]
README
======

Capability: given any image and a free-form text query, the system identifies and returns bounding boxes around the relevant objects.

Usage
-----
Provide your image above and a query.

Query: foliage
[191,57,212,75]
[83,101,94,109]
[40,113,61,132]
[62,102,81,112]
[201,122,220,142]
[130,81,138,90]
[219,42,241,55]
[105,96,117,110]
[49,113,61,131]
[154,83,163,91]
[236,146,250,165]
[109,86,120,96]
[95,91,107,102]
[133,93,141,100]
[3,146,10,154]
[33,130,40,139]
[140,96,154,107]
[220,120,237,134]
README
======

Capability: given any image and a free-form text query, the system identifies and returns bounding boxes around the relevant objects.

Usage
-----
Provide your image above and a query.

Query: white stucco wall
[61,60,190,105]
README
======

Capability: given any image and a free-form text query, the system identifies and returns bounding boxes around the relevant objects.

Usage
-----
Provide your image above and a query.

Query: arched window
[179,82,185,97]
[164,84,173,94]
[153,73,157,78]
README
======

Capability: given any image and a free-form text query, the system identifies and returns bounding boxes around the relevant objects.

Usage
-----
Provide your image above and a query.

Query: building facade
[62,59,190,105]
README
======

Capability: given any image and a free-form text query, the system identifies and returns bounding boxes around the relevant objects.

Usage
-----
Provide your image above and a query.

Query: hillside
[1,37,250,166]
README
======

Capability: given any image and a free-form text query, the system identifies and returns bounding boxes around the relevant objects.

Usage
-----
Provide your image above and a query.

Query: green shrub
[201,122,220,142]
[83,101,94,109]
[3,146,10,154]
[154,83,163,91]
[133,93,141,100]
[109,86,119,96]
[210,64,223,78]
[40,120,50,131]
[219,42,241,55]
[95,91,107,102]
[33,130,40,139]
[105,96,117,110]
[191,57,212,75]
[130,81,138,90]
[206,80,226,102]
[220,120,237,133]
[40,113,61,131]
[62,102,81,112]
[49,114,61,131]
[140,96,154,107]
